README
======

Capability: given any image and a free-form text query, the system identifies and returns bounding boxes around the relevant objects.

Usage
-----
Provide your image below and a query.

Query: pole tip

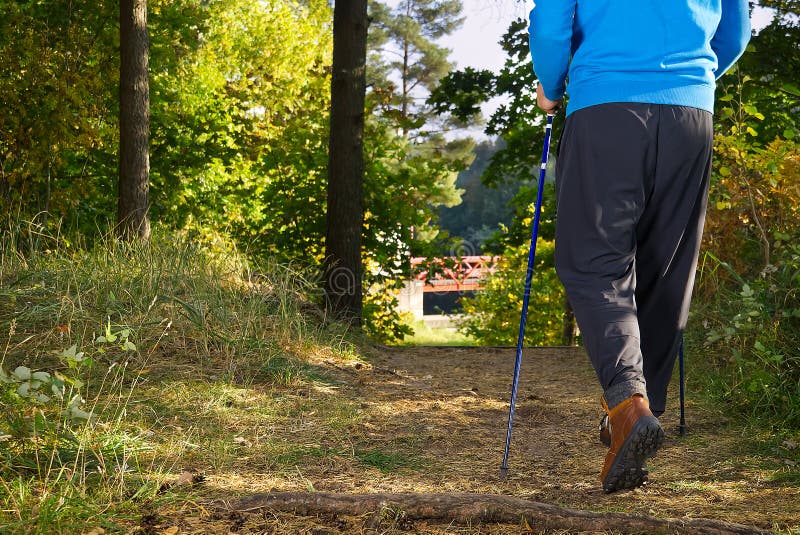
[679,423,687,437]
[499,465,509,480]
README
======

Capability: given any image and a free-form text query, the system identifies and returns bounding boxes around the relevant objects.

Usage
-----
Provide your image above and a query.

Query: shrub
[693,240,800,426]
[458,240,564,346]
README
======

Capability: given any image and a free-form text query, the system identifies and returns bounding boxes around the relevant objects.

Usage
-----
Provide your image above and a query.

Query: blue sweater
[529,0,751,116]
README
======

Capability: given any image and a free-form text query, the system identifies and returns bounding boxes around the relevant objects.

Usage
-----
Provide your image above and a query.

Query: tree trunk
[324,0,368,323]
[222,491,770,535]
[118,0,150,240]
[561,295,578,346]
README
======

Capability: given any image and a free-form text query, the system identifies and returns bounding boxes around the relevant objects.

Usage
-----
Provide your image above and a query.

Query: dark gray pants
[554,103,713,415]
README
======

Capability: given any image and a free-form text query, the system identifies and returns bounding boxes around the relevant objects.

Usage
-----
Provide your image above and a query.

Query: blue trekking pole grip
[501,113,554,478]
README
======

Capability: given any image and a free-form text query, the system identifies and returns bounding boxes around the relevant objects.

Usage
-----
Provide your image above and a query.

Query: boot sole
[602,415,664,493]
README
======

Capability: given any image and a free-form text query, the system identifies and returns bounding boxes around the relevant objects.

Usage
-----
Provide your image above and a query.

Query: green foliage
[363,289,414,343]
[694,243,800,426]
[458,240,563,346]
[692,5,800,426]
[363,116,462,253]
[708,74,800,274]
[438,139,521,250]
[359,111,468,342]
[430,67,496,120]
[728,6,800,142]
[0,330,141,476]
[149,0,334,265]
[0,0,335,254]
[0,0,117,224]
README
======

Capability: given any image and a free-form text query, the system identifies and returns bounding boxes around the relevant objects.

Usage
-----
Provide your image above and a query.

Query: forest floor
[140,346,800,534]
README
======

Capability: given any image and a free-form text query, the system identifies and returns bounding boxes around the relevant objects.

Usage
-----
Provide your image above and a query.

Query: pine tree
[369,0,464,137]
[325,0,369,323]
[118,0,151,240]
[367,0,472,247]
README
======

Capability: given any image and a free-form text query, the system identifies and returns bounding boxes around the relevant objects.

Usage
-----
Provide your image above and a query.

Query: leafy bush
[689,79,800,427]
[693,241,800,426]
[458,239,564,346]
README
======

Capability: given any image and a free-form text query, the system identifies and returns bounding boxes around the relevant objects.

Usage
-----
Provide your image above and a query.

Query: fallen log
[219,491,772,535]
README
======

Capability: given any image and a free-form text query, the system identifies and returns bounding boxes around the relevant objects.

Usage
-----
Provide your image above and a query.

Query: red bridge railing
[410,256,500,293]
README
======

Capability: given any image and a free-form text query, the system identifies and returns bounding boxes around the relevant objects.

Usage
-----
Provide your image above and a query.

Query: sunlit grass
[0,223,364,532]
[396,318,477,346]
[355,449,421,473]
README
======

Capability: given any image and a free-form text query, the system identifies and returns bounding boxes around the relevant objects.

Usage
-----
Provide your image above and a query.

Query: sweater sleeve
[528,0,577,101]
[711,0,751,79]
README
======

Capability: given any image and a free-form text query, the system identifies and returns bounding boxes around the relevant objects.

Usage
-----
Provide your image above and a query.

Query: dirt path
[161,346,799,534]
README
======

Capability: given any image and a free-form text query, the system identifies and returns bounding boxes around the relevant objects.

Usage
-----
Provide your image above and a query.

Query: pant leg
[636,106,713,416]
[554,102,713,413]
[554,103,658,409]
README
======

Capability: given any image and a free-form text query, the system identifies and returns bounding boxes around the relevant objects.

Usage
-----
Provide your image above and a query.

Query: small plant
[0,323,141,475]
[0,318,155,532]
[1,347,86,470]
[261,355,308,386]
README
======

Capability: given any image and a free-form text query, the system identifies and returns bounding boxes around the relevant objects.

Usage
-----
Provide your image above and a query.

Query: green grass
[663,480,718,493]
[354,449,420,473]
[0,224,363,533]
[676,331,800,487]
[395,318,477,346]
[271,445,337,467]
[771,468,800,485]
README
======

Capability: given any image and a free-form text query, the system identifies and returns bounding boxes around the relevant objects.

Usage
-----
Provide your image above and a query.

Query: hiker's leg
[554,102,657,409]
[635,105,713,416]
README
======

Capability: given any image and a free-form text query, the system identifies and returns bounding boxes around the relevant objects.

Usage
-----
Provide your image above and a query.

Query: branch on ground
[218,491,771,535]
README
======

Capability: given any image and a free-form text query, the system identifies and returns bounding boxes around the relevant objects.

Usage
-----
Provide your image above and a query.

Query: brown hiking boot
[600,394,664,493]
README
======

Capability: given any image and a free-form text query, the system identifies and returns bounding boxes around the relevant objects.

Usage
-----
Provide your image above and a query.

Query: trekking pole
[679,335,687,437]
[500,113,554,478]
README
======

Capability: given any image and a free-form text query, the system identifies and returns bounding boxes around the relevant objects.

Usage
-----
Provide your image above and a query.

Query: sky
[438,0,529,72]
